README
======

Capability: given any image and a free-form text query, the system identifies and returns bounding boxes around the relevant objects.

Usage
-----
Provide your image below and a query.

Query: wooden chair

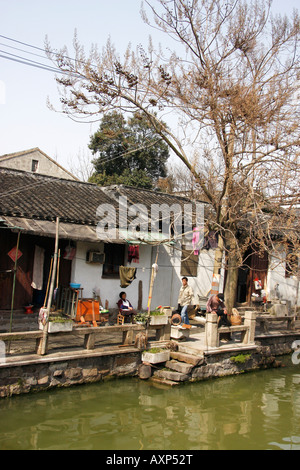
[117,311,133,325]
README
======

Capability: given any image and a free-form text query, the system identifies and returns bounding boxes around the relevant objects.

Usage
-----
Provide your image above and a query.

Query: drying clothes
[63,245,76,260]
[192,227,201,255]
[31,245,45,290]
[128,245,139,263]
[119,266,137,288]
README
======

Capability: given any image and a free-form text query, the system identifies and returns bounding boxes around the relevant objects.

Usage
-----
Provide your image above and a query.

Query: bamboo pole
[147,246,159,315]
[39,217,60,355]
[7,230,21,353]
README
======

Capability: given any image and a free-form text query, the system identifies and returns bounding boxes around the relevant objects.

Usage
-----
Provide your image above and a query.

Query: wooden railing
[0,322,171,357]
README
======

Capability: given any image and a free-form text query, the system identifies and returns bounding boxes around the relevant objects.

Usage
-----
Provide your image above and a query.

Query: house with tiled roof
[1,168,298,315]
[0,148,78,181]
[0,168,210,312]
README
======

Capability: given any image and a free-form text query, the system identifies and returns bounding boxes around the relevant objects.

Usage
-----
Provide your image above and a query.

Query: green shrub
[230,354,251,364]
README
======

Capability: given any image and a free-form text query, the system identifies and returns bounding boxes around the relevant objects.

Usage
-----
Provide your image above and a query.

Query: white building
[0,148,78,181]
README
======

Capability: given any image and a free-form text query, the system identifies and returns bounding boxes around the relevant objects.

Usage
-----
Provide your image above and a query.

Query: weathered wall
[0,351,141,398]
[71,240,223,311]
[0,149,76,180]
[267,248,300,307]
[1,332,299,398]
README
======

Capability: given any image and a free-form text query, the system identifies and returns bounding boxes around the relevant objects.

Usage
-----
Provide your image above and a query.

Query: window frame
[102,243,125,279]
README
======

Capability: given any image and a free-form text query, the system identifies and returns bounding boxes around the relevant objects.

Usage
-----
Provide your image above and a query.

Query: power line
[0,50,66,75]
[0,41,50,60]
[0,33,96,69]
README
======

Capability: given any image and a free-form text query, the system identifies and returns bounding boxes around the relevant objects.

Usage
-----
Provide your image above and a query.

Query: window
[102,243,125,278]
[31,159,39,172]
[180,245,198,277]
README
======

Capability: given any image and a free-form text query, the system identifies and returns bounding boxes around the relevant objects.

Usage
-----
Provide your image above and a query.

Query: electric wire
[0,33,92,67]
[0,50,67,75]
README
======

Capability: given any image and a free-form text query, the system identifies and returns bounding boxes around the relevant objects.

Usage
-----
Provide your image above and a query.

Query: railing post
[244,311,256,344]
[205,313,218,348]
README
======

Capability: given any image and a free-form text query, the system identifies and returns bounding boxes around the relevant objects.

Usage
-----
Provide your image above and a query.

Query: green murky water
[0,357,300,450]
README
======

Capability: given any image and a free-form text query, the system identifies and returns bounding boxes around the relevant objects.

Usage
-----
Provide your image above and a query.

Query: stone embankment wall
[0,351,141,398]
[1,333,299,398]
[196,334,300,382]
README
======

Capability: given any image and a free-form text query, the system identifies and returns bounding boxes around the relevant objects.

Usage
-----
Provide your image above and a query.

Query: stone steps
[165,359,194,375]
[0,312,39,332]
[150,351,205,385]
[153,368,190,383]
[149,376,180,387]
[177,343,205,357]
[170,350,204,366]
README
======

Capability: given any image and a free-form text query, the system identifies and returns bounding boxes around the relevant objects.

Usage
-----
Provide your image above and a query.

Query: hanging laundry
[192,227,201,255]
[31,245,45,290]
[119,266,137,288]
[63,245,76,260]
[128,245,139,263]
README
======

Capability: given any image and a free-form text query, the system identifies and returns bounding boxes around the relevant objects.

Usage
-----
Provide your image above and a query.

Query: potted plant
[39,314,73,333]
[135,312,149,325]
[149,308,168,325]
[142,347,170,364]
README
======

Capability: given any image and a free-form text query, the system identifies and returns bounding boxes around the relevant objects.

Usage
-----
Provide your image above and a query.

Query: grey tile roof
[0,168,114,225]
[0,169,205,228]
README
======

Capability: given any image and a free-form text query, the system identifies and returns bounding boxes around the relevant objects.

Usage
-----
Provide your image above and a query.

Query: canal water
[0,357,300,450]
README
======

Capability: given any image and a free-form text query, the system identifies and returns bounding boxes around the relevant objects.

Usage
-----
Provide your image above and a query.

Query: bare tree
[67,147,94,182]
[46,0,300,309]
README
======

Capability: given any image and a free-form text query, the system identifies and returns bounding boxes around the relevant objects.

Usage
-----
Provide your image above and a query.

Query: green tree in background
[88,112,169,189]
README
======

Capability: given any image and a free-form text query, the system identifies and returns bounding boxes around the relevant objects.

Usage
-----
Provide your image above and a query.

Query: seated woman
[117,292,137,318]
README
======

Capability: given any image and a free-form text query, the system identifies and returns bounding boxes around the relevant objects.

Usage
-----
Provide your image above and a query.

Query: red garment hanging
[128,245,139,263]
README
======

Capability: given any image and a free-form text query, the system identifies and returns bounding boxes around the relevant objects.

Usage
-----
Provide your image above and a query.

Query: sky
[0,0,299,176]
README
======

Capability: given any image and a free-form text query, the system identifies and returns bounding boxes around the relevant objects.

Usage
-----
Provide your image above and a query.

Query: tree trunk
[223,232,241,314]
[210,235,224,296]
[224,257,239,314]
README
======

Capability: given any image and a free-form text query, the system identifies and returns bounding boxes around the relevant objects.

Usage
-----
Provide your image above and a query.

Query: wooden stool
[117,313,125,325]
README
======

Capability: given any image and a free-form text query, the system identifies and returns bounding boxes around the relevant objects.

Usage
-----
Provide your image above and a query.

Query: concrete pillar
[244,311,256,344]
[205,313,218,348]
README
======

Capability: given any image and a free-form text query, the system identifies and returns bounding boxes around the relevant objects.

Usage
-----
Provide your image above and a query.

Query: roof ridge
[103,183,205,203]
[0,148,79,181]
[0,167,99,187]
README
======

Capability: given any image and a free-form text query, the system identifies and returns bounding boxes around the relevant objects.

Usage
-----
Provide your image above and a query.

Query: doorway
[236,247,269,304]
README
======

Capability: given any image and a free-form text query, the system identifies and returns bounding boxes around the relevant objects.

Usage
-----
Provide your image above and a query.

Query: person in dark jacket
[117,292,137,317]
[206,293,231,327]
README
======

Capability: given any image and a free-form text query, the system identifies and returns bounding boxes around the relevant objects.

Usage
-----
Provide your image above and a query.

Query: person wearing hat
[206,292,230,327]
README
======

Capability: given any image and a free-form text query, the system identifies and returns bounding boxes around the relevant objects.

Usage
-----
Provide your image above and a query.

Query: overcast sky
[0,0,299,175]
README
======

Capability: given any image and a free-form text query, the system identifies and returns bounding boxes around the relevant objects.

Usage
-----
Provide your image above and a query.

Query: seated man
[117,292,137,320]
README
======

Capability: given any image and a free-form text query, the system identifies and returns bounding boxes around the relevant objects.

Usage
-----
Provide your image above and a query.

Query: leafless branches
[45,0,300,297]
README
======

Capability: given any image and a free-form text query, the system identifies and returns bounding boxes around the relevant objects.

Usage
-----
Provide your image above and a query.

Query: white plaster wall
[267,248,300,306]
[150,244,221,308]
[71,241,221,311]
[0,150,76,180]
[71,241,152,310]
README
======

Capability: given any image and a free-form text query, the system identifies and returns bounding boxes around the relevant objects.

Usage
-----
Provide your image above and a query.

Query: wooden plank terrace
[0,322,171,361]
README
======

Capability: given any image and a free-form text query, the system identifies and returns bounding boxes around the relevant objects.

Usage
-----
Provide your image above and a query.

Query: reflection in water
[0,361,299,450]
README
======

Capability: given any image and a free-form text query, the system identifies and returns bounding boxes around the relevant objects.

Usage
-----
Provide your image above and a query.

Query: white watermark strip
[0,340,6,364]
[96,197,205,249]
[292,341,300,365]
